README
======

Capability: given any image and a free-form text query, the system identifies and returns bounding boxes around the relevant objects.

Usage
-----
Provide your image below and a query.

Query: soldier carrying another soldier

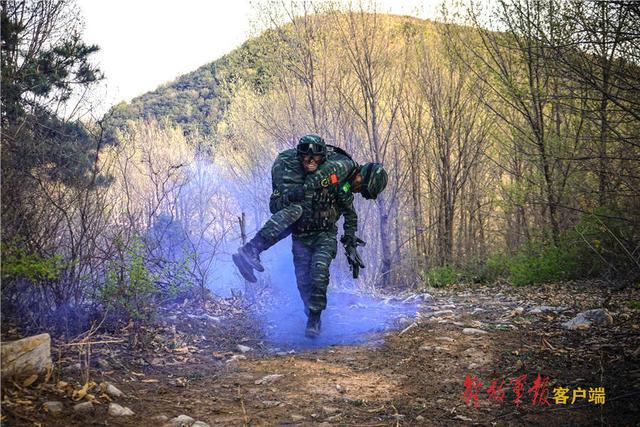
[233,134,388,337]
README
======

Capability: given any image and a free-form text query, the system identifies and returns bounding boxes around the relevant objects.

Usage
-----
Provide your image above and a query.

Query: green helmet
[359,163,388,200]
[297,134,326,158]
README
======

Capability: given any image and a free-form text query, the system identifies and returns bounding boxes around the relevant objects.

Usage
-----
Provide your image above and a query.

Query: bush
[1,244,68,283]
[422,264,467,287]
[505,243,581,285]
[99,237,159,323]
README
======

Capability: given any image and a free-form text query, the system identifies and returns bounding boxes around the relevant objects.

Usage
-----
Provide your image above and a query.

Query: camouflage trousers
[254,203,337,313]
[256,203,304,247]
[292,231,338,314]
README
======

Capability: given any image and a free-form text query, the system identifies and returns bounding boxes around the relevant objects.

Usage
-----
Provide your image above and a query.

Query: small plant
[422,264,466,287]
[99,236,159,322]
[627,301,640,311]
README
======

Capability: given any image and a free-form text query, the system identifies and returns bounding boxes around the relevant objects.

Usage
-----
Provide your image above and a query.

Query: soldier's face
[352,173,363,192]
[301,154,322,172]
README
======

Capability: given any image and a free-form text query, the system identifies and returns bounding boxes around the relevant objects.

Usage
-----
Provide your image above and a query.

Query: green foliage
[627,301,640,311]
[505,243,581,286]
[421,264,467,287]
[99,237,159,322]
[1,245,68,283]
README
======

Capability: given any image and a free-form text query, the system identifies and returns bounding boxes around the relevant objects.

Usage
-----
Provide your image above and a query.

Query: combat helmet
[359,163,388,200]
[297,134,327,159]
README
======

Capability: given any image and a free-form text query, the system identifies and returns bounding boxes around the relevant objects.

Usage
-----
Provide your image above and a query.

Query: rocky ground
[2,280,640,426]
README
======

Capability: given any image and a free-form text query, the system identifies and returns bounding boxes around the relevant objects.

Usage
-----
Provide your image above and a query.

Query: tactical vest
[294,186,340,233]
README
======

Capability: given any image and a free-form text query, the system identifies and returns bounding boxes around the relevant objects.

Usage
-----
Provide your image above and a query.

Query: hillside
[105,31,279,137]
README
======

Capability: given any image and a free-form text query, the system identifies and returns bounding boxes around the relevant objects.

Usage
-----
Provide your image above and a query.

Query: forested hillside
[106,34,275,137]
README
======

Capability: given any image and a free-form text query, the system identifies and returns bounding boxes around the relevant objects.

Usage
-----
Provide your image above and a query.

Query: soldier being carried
[233,134,388,338]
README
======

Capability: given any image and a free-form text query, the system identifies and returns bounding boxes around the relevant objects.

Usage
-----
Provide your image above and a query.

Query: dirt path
[3,281,639,426]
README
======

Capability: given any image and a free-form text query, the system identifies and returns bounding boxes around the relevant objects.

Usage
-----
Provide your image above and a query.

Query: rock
[101,382,125,398]
[435,336,455,342]
[514,307,525,315]
[261,400,281,408]
[416,415,425,422]
[108,403,134,416]
[255,374,284,385]
[192,422,210,427]
[562,308,613,330]
[43,401,63,415]
[472,308,485,314]
[167,414,195,426]
[528,305,566,314]
[0,333,52,380]
[322,406,339,415]
[152,415,169,422]
[431,309,454,317]
[73,401,94,414]
[96,358,111,370]
[336,384,346,393]
[291,414,305,421]
[225,355,246,363]
[462,328,487,335]
[237,344,252,353]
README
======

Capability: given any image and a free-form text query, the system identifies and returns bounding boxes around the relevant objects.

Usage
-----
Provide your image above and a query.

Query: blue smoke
[167,157,422,349]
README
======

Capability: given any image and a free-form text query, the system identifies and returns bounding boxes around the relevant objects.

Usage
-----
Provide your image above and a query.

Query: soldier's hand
[341,235,366,278]
[287,185,305,202]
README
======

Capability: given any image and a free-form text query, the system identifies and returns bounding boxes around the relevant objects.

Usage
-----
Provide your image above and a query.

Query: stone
[431,310,454,317]
[96,358,111,370]
[262,400,281,408]
[152,415,170,422]
[237,344,252,353]
[562,308,613,330]
[291,414,305,421]
[0,333,52,380]
[462,328,487,335]
[101,382,125,398]
[416,415,425,422]
[43,401,63,415]
[225,355,246,363]
[73,401,94,414]
[192,422,210,427]
[322,406,339,415]
[108,403,134,416]
[167,414,195,426]
[528,305,566,314]
[255,374,284,385]
[435,336,455,342]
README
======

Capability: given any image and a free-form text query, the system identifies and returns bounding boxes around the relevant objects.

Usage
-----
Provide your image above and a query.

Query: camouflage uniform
[258,147,358,313]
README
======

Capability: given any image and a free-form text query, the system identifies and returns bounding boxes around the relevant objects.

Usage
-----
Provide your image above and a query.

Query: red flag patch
[330,173,338,184]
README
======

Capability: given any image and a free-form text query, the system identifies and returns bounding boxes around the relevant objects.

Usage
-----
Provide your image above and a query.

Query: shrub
[422,264,466,288]
[99,237,159,323]
[506,243,581,285]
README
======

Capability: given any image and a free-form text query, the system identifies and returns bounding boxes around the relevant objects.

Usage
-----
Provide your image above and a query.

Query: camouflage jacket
[269,146,358,236]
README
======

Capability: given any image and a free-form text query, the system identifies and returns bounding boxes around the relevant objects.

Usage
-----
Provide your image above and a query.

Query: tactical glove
[341,235,366,278]
[287,185,305,203]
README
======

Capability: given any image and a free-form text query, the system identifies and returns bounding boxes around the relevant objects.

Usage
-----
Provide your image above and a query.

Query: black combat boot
[305,310,321,338]
[238,234,267,272]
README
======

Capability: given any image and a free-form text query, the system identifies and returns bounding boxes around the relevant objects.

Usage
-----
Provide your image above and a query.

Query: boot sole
[232,253,257,283]
[239,247,265,272]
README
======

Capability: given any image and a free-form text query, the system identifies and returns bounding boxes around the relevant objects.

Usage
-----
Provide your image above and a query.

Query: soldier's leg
[291,237,313,314]
[233,204,303,281]
[307,232,338,314]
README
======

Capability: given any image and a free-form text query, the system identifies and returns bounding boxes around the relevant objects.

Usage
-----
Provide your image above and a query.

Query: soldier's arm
[269,153,291,214]
[302,158,357,192]
[336,188,357,239]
